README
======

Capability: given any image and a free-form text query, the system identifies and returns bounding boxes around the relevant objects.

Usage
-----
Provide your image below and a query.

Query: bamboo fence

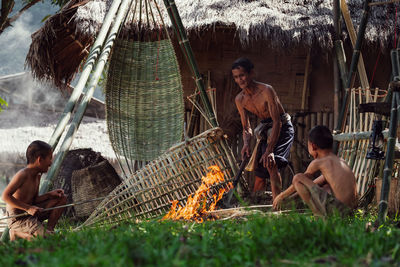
[79,128,241,228]
[336,87,387,196]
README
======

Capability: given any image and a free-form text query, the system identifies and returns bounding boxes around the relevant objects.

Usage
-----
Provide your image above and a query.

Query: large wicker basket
[80,128,239,227]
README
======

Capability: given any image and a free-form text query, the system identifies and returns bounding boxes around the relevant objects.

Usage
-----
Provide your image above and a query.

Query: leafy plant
[0,97,8,112]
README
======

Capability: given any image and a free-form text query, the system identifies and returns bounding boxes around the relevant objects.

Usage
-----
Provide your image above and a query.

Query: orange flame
[162,165,231,222]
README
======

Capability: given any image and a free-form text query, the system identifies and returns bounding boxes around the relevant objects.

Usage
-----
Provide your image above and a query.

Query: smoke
[0,2,58,76]
[0,2,114,195]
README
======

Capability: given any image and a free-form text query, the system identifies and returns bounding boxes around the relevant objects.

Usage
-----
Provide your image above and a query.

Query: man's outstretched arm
[235,95,252,158]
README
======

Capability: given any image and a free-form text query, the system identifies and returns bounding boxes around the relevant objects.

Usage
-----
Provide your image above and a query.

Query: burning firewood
[162,165,232,222]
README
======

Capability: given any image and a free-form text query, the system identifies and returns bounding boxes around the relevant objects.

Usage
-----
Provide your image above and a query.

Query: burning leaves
[162,165,232,222]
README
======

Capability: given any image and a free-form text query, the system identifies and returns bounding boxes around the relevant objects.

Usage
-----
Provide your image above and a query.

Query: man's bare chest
[242,96,269,116]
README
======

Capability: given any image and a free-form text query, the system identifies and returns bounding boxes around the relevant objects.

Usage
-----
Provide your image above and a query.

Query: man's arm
[1,172,41,215]
[273,160,320,209]
[264,85,282,155]
[235,95,252,158]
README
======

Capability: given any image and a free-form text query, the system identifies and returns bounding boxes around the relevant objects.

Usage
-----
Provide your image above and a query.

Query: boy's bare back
[307,153,357,208]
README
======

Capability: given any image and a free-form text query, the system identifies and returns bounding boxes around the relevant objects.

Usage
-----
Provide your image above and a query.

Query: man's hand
[273,193,284,210]
[260,152,277,170]
[241,144,250,159]
[27,206,43,216]
[49,189,65,199]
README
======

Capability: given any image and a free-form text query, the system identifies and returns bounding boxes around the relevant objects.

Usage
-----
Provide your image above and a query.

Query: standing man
[232,58,294,200]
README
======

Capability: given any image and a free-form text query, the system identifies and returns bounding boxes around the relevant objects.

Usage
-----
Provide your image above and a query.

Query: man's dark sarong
[254,113,294,179]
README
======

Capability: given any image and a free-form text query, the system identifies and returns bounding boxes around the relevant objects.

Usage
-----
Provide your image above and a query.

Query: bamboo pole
[297,116,304,159]
[335,40,348,89]
[301,50,311,110]
[317,112,322,126]
[378,92,399,223]
[334,0,371,153]
[333,130,389,142]
[163,0,217,129]
[40,0,133,195]
[322,112,328,127]
[47,0,122,149]
[378,51,400,223]
[0,0,129,243]
[333,0,341,127]
[340,0,369,89]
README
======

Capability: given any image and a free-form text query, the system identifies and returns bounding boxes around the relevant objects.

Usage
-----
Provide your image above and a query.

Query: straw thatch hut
[26,0,397,158]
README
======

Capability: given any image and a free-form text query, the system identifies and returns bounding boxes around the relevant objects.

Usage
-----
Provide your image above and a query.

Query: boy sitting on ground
[2,140,67,241]
[272,126,358,216]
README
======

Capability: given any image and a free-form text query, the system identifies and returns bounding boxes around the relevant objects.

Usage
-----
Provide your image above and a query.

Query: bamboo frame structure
[378,50,400,223]
[40,0,134,195]
[79,128,238,228]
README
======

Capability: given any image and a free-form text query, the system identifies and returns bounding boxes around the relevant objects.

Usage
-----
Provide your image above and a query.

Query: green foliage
[0,97,8,112]
[50,0,69,8]
[0,214,399,266]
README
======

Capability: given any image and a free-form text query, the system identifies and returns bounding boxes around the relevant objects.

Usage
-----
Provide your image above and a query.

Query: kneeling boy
[273,126,357,216]
[2,140,67,241]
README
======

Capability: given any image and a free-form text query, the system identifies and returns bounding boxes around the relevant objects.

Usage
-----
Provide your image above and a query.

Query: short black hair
[308,125,333,150]
[232,57,254,73]
[26,140,52,164]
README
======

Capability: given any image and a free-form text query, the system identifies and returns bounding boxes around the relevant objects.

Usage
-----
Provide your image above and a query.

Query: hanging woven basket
[105,37,184,163]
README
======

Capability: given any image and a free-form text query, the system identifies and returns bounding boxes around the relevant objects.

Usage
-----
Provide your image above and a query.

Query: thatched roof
[71,0,398,48]
[26,0,398,87]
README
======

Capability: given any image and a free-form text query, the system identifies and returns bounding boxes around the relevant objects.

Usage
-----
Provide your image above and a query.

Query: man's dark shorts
[254,114,294,179]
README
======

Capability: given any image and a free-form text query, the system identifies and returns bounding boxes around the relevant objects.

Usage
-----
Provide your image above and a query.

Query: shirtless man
[232,58,294,199]
[2,140,67,241]
[273,125,358,216]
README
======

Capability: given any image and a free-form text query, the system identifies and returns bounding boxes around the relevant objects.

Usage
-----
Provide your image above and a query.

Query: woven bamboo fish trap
[106,0,184,168]
[79,128,238,228]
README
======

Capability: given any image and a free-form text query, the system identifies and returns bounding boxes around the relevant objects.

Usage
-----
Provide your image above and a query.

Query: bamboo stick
[322,112,328,127]
[334,40,348,89]
[378,52,400,223]
[47,0,122,150]
[297,116,304,159]
[317,112,322,126]
[0,0,131,244]
[329,113,334,131]
[310,113,316,129]
[335,0,371,154]
[340,0,369,89]
[301,50,311,110]
[40,0,133,195]
[333,0,341,127]
[163,0,217,128]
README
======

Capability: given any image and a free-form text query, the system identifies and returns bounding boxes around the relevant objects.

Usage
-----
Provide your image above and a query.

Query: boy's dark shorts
[254,117,294,179]
[6,200,51,235]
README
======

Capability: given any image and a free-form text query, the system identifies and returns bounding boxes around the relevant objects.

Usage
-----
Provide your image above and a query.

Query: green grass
[0,213,399,266]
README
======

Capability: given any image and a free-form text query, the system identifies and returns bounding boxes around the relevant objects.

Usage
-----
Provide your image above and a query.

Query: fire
[162,165,231,222]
